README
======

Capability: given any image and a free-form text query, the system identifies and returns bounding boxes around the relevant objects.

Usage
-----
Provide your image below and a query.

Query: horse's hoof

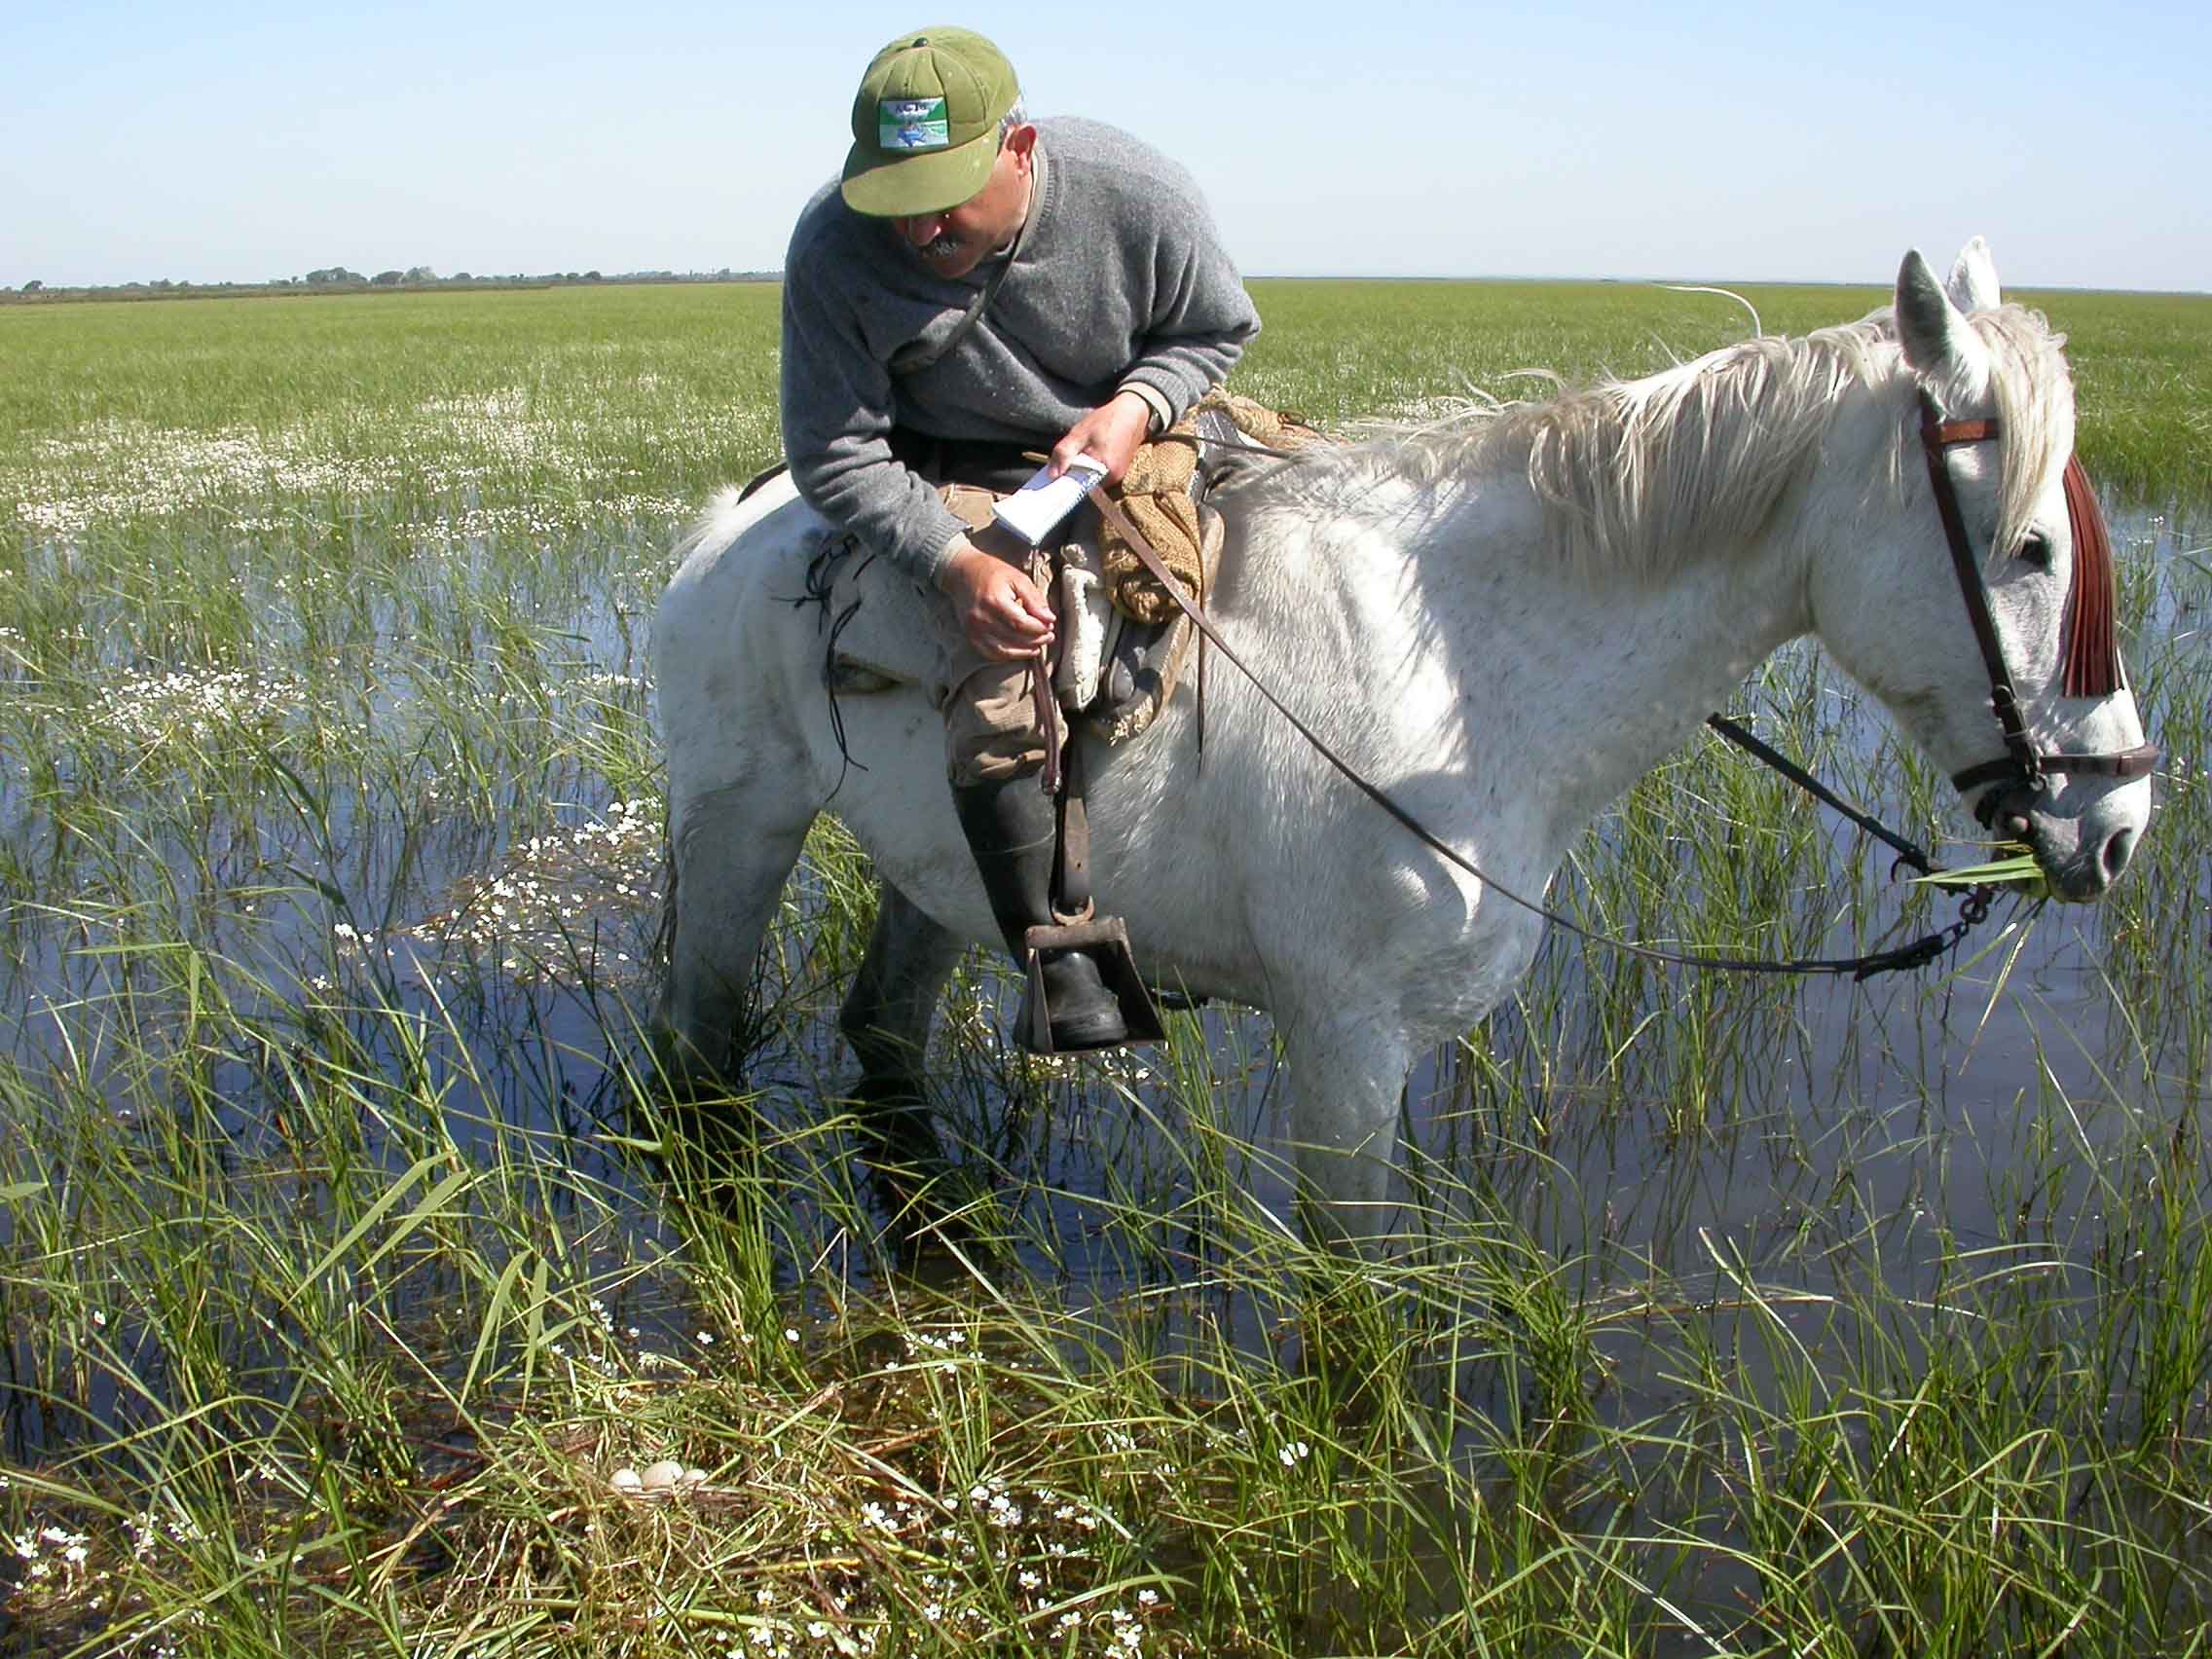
[647,1023,741,1105]
[866,1157,1014,1266]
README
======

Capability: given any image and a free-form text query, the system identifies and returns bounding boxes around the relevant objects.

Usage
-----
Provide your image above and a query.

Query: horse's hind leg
[654,771,817,1088]
[838,882,963,1205]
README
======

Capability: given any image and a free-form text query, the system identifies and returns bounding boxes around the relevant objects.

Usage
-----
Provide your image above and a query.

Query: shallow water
[717,501,2207,1384]
[1,500,2204,1460]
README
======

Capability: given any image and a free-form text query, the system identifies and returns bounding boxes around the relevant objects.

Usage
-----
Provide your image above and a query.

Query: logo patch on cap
[878,96,950,153]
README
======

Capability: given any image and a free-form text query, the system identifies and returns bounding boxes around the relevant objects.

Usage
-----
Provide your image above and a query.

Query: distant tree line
[1,268,779,304]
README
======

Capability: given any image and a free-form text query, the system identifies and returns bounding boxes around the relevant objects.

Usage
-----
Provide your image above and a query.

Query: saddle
[790,395,1322,1052]
[1077,391,1326,741]
[815,392,1321,747]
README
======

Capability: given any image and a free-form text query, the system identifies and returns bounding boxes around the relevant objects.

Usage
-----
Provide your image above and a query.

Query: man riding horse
[779,26,1259,1051]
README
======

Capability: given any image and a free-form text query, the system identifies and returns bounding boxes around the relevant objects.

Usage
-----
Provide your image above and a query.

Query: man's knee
[945,661,1051,786]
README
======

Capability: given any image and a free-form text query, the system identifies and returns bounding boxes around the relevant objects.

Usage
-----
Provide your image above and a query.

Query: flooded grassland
[1,279,2209,1656]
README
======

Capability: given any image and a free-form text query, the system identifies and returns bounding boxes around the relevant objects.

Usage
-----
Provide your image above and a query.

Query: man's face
[889,125,1035,280]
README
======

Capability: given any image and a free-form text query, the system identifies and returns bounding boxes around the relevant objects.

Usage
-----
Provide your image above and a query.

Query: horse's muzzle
[2001,783,2142,902]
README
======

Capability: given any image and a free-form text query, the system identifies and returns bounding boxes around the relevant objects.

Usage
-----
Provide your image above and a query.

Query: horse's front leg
[1279,1004,1415,1252]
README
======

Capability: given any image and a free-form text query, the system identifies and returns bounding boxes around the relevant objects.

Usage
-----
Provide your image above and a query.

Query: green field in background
[5,277,2205,511]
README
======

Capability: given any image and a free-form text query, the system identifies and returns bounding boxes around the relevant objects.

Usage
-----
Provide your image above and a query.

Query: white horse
[651,241,2153,1242]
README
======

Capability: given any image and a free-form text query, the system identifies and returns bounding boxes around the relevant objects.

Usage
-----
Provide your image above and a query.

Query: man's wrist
[1115,381,1172,435]
[935,536,988,593]
[930,532,979,592]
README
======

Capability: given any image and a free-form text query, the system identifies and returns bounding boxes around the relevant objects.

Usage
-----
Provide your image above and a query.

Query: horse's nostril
[2002,812,2032,840]
[2101,827,2136,884]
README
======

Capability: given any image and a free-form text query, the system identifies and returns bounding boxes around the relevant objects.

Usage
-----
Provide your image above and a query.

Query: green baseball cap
[840,27,1019,218]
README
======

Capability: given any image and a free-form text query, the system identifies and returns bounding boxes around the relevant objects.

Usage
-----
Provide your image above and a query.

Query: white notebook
[991,456,1108,545]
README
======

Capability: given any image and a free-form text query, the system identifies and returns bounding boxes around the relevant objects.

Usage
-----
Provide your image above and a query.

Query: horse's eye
[2018,533,2055,571]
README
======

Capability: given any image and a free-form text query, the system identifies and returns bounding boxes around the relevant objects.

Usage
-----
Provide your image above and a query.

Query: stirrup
[1016,914,1164,1054]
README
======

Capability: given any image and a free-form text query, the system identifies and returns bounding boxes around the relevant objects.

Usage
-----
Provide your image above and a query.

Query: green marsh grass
[1,280,2208,1654]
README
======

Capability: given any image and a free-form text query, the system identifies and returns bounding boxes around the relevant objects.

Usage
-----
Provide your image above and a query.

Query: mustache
[921,232,964,261]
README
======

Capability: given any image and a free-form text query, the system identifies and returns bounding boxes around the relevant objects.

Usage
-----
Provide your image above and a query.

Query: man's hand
[1049,389,1154,485]
[939,539,1056,660]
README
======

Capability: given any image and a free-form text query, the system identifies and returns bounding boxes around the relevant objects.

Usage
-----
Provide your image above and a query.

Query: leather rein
[1081,402,2154,981]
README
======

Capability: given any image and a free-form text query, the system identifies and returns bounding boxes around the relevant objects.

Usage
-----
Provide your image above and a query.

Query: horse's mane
[1241,304,2072,583]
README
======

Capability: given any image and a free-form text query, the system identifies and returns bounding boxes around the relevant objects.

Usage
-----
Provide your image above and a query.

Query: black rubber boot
[950,778,1128,1052]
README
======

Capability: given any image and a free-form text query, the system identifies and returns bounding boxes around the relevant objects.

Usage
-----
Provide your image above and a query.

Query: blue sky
[4,0,2205,291]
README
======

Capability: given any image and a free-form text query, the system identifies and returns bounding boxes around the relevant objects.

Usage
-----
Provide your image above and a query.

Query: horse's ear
[1897,249,1990,385]
[1945,237,2002,313]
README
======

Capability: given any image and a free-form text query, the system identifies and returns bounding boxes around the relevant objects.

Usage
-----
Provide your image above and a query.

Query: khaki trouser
[938,484,1071,787]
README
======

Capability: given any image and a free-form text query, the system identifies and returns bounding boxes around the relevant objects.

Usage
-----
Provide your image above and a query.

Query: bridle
[1916,389,2157,828]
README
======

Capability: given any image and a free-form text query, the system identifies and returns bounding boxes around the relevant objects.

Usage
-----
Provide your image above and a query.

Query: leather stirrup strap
[1051,733,1094,926]
[1029,644,1061,795]
[1029,622,1090,925]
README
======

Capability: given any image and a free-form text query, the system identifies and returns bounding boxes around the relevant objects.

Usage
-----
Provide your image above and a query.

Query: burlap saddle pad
[1066,391,1326,741]
[1100,390,1326,623]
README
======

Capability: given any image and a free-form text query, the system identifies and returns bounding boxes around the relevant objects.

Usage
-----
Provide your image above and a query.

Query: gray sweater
[779,117,1260,584]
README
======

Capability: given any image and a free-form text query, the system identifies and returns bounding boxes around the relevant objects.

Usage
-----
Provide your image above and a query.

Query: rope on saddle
[796,535,872,796]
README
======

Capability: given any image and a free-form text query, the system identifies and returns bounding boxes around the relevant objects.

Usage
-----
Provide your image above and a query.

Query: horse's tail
[653,478,770,991]
[672,478,793,572]
[671,486,742,569]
